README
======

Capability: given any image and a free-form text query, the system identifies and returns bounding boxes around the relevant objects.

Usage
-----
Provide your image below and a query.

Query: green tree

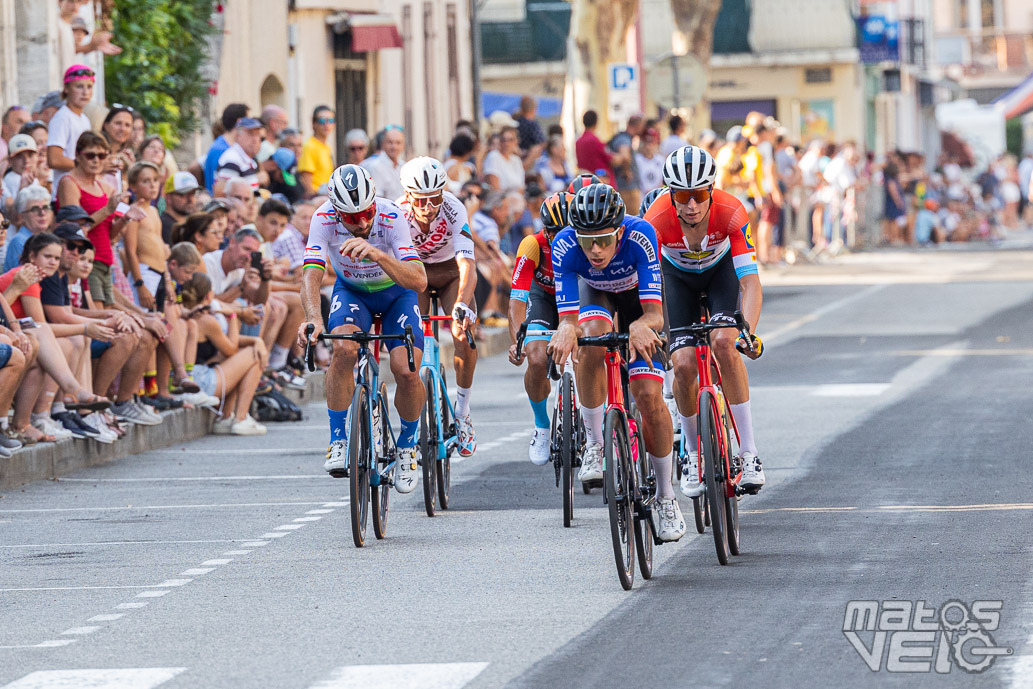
[104,0,217,147]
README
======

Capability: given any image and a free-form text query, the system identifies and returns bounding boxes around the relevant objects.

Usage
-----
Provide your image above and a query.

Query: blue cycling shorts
[328,281,425,353]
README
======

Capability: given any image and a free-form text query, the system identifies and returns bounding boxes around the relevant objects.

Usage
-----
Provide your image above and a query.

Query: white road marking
[200,559,232,566]
[135,591,168,598]
[239,541,269,547]
[58,475,326,482]
[61,626,100,636]
[0,586,156,592]
[294,517,322,522]
[179,568,214,576]
[322,502,349,507]
[308,662,489,689]
[154,579,191,587]
[762,283,888,345]
[259,532,289,539]
[34,640,76,648]
[0,539,244,549]
[306,509,335,514]
[145,447,325,456]
[87,614,124,622]
[811,383,891,397]
[274,525,305,531]
[0,501,334,515]
[222,550,252,555]
[116,602,148,610]
[0,668,185,688]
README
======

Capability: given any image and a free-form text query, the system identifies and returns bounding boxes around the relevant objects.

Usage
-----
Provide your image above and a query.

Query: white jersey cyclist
[397,190,476,264]
[304,198,422,292]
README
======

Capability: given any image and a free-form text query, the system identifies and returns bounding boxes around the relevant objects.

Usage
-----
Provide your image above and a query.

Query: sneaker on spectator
[133,400,163,424]
[142,395,183,411]
[31,414,73,441]
[211,417,234,434]
[271,367,306,391]
[53,411,99,439]
[230,415,267,436]
[176,391,219,407]
[83,412,118,444]
[111,400,161,426]
[0,429,23,450]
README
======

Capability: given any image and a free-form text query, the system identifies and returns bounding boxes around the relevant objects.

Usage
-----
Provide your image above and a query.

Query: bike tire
[633,413,654,580]
[348,385,371,548]
[371,384,391,540]
[604,408,635,591]
[721,403,741,556]
[700,391,730,565]
[419,367,438,517]
[560,372,576,528]
[692,495,705,534]
[436,364,451,509]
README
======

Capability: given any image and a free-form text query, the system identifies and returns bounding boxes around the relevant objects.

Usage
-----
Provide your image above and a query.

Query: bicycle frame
[694,337,741,498]
[421,314,459,459]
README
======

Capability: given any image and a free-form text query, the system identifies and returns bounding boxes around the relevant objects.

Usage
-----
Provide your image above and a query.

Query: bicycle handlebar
[304,323,416,373]
[421,314,477,350]
[669,310,758,356]
[514,321,561,380]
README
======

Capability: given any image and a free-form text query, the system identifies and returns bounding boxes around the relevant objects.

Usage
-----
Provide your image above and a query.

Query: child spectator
[122,161,167,309]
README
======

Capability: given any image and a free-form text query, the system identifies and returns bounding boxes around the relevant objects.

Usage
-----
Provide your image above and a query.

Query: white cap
[7,134,37,157]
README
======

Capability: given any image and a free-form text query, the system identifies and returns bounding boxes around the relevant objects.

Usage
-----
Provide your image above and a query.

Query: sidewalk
[0,326,512,491]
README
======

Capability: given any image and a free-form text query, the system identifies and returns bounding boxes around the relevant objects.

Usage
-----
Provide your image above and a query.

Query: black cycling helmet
[567,173,602,194]
[639,187,667,216]
[539,191,572,233]
[568,183,626,232]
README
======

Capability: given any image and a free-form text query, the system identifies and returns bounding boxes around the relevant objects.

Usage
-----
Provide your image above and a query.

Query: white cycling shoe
[578,442,604,482]
[324,439,348,478]
[394,446,420,494]
[653,497,687,542]
[679,451,704,498]
[739,452,766,493]
[528,428,550,466]
[457,415,477,457]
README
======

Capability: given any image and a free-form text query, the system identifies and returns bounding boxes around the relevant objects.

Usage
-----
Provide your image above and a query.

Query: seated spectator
[273,199,315,277]
[100,105,136,191]
[252,198,304,381]
[344,128,369,165]
[19,121,51,197]
[1,105,31,176]
[360,124,405,200]
[204,103,250,194]
[443,134,477,195]
[471,191,512,326]
[279,128,303,162]
[202,227,267,321]
[483,126,525,193]
[122,161,168,309]
[226,178,258,225]
[0,311,28,457]
[173,212,222,257]
[4,185,54,273]
[535,135,573,193]
[203,199,231,239]
[2,134,41,215]
[264,148,302,205]
[179,273,267,435]
[215,118,265,197]
[138,135,170,201]
[30,91,63,126]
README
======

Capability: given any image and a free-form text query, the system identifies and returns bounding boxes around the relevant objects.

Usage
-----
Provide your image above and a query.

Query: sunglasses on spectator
[409,193,443,209]
[336,206,376,226]
[671,187,712,204]
[0,218,9,230]
[24,205,51,215]
[349,145,367,151]
[66,68,95,79]
[79,151,107,161]
[316,117,335,125]
[574,228,620,251]
[110,103,135,113]
[385,125,405,133]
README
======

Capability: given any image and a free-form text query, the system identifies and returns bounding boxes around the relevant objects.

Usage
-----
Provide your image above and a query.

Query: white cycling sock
[582,404,604,446]
[454,386,472,417]
[679,413,698,450]
[269,344,289,371]
[662,370,674,397]
[730,401,757,456]
[650,451,675,499]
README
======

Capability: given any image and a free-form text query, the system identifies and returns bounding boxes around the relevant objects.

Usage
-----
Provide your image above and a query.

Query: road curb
[0,327,512,491]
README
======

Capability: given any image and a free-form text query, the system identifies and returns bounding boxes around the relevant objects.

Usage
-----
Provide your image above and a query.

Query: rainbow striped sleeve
[303,245,326,271]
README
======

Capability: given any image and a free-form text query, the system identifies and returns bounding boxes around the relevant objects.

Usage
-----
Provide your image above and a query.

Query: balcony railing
[480,2,570,64]
[935,29,1033,75]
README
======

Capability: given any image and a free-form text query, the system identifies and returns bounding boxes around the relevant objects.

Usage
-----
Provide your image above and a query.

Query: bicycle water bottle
[372,400,383,457]
[628,418,640,463]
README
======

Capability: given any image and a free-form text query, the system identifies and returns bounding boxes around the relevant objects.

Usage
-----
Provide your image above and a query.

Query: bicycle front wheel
[371,384,392,540]
[348,385,371,548]
[419,367,438,517]
[560,372,576,528]
[700,392,729,565]
[721,401,741,556]
[633,413,654,581]
[436,364,451,509]
[604,408,635,590]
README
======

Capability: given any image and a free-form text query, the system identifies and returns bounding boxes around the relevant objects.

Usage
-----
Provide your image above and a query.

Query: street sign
[645,53,706,110]
[607,63,641,123]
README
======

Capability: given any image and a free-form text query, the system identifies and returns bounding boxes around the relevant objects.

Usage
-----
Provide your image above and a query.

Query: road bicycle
[304,322,416,548]
[418,290,476,517]
[670,306,756,565]
[514,322,586,528]
[575,330,662,591]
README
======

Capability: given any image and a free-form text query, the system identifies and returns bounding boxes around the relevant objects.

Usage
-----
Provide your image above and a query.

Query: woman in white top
[482,126,525,193]
[443,133,477,196]
[534,135,572,193]
[47,64,95,200]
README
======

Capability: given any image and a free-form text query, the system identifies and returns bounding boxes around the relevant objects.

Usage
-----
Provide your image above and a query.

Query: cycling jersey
[510,230,556,302]
[397,191,476,264]
[552,215,662,317]
[303,198,422,293]
[643,188,758,279]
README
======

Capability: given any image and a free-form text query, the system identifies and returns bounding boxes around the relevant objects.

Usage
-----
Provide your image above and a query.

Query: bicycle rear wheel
[700,391,730,565]
[348,385,371,548]
[632,414,654,580]
[560,372,576,528]
[371,384,392,540]
[419,368,438,517]
[436,364,451,509]
[604,409,635,590]
[721,402,741,556]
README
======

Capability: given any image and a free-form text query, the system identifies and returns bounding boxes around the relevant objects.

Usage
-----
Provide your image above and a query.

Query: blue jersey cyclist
[548,183,686,543]
[297,164,429,494]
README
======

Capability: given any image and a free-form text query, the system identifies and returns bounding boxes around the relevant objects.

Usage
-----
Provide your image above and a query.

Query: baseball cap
[271,147,297,186]
[32,91,63,114]
[55,205,93,224]
[487,110,518,130]
[7,134,37,157]
[70,17,88,32]
[235,117,264,130]
[203,199,230,213]
[54,222,94,250]
[165,171,200,195]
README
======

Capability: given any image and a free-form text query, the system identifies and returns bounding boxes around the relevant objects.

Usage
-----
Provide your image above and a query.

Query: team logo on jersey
[629,229,657,262]
[678,249,715,261]
[379,212,398,222]
[741,222,754,250]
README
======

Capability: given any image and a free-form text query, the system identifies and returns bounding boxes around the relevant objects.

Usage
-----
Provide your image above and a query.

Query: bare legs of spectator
[92,332,138,400]
[215,343,266,422]
[259,295,288,353]
[0,335,27,421]
[113,332,158,403]
[274,291,305,366]
[184,318,198,368]
[157,317,189,398]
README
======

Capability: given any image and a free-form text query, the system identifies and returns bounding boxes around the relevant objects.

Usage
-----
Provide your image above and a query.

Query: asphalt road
[2,246,1033,689]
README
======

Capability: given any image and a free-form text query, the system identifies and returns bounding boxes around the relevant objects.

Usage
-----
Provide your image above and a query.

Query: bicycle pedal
[328,468,349,479]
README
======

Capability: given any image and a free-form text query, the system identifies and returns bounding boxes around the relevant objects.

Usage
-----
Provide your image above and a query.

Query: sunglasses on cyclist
[409,193,443,209]
[336,206,376,226]
[671,187,713,204]
[574,228,621,251]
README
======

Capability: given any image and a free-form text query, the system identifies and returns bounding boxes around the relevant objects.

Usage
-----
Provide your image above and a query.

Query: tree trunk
[668,0,723,132]
[562,0,638,143]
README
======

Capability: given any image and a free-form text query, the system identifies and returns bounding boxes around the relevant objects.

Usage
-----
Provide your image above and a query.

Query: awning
[992,71,1033,119]
[326,12,402,51]
[482,92,562,120]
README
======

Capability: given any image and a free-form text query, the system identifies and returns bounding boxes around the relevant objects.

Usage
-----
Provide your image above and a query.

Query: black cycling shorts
[524,282,558,342]
[577,280,666,381]
[663,251,740,353]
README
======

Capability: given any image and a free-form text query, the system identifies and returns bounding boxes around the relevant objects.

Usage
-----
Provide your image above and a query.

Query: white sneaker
[739,452,766,493]
[652,497,687,542]
[456,414,477,457]
[679,451,704,498]
[83,412,118,444]
[212,417,234,435]
[177,391,219,407]
[528,427,550,465]
[578,442,604,482]
[32,415,74,441]
[394,446,420,493]
[324,438,348,477]
[230,415,267,436]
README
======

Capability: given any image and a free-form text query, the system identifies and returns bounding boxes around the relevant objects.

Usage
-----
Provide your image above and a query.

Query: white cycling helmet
[327,164,376,213]
[663,145,716,190]
[400,156,448,195]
